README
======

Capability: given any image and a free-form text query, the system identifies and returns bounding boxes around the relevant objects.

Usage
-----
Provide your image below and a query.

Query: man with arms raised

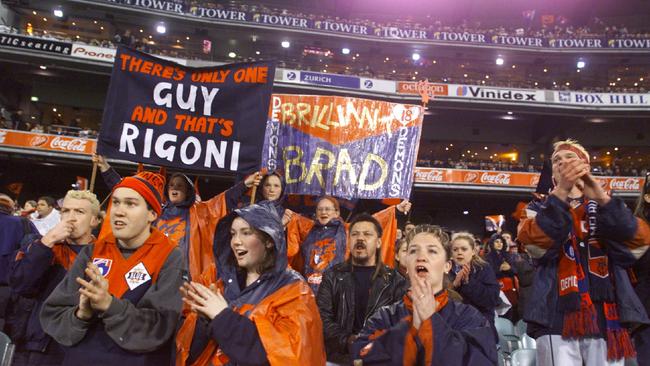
[40,172,184,366]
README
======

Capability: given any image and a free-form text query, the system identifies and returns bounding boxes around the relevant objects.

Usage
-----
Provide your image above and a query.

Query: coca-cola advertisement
[412,167,642,192]
[463,171,479,183]
[49,136,89,152]
[479,172,511,185]
[608,177,641,191]
[0,129,96,155]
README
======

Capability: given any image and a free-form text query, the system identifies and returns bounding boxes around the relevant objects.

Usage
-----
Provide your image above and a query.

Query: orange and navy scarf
[403,289,450,315]
[558,200,635,360]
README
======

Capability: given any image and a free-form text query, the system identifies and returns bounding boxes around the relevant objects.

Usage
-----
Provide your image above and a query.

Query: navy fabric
[523,195,650,339]
[189,202,303,365]
[449,262,501,342]
[300,218,348,293]
[6,241,83,359]
[1,213,34,285]
[485,234,517,279]
[61,281,171,366]
[352,298,497,365]
[634,325,650,366]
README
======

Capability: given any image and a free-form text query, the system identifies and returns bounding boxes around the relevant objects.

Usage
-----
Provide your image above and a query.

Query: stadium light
[156,23,166,34]
[53,7,64,18]
[228,52,236,58]
[495,56,504,65]
[281,41,290,48]
[412,52,421,61]
[341,47,350,55]
[577,60,586,69]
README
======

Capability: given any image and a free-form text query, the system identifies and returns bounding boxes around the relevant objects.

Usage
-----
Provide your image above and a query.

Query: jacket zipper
[364,279,391,324]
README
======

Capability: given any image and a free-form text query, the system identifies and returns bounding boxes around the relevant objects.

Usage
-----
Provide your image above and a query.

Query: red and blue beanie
[113,171,165,216]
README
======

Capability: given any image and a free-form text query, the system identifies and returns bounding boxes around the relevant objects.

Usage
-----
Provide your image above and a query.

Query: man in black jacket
[316,213,408,364]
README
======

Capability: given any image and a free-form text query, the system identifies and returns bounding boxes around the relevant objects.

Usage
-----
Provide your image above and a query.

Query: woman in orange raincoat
[178,202,326,366]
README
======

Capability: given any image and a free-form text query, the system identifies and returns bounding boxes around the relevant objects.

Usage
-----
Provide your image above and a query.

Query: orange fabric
[499,277,519,308]
[244,280,325,366]
[371,205,398,267]
[287,206,397,272]
[91,228,175,298]
[52,243,81,271]
[183,280,326,366]
[418,318,434,365]
[624,218,650,249]
[403,289,449,314]
[286,205,398,270]
[176,265,218,366]
[402,319,418,366]
[113,173,165,215]
[186,192,228,281]
[517,217,554,250]
[286,212,314,271]
[401,290,449,365]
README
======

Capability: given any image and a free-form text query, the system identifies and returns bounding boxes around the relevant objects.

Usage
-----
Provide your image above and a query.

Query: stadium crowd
[0,139,649,366]
[2,3,649,93]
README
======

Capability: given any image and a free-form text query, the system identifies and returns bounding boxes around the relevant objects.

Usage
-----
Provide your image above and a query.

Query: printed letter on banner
[261,94,424,199]
[97,46,275,173]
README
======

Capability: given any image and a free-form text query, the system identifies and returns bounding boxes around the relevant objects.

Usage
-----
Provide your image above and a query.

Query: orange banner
[414,167,643,192]
[396,82,448,97]
[0,129,96,155]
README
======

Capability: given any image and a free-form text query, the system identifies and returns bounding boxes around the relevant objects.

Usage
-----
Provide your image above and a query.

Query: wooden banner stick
[89,162,98,193]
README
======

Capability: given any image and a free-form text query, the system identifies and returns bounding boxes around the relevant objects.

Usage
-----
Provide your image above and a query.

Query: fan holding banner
[260,94,420,291]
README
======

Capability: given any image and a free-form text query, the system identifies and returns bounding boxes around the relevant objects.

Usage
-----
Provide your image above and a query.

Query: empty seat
[510,348,536,366]
[0,331,15,366]
[521,334,536,349]
[499,334,521,355]
[495,317,516,337]
[514,319,527,337]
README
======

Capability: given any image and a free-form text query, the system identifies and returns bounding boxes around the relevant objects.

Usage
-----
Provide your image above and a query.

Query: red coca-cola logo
[480,172,512,185]
[29,135,48,147]
[424,169,444,182]
[49,137,88,152]
[463,172,479,183]
[609,178,640,191]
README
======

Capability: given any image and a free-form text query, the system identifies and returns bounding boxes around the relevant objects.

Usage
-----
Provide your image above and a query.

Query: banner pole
[89,162,98,193]
[250,186,257,205]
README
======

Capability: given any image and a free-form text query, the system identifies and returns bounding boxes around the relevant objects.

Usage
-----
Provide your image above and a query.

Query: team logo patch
[563,242,576,261]
[125,262,151,290]
[92,258,113,277]
[589,256,609,278]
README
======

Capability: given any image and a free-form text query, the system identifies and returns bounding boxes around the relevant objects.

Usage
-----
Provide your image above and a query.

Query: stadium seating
[510,349,536,366]
[0,331,15,366]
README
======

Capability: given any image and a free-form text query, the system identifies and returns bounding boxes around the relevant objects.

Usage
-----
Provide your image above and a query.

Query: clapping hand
[409,276,436,330]
[181,282,228,320]
[76,262,113,313]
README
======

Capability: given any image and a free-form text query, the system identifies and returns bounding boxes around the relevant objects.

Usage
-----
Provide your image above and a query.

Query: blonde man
[6,190,99,366]
[518,139,650,366]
